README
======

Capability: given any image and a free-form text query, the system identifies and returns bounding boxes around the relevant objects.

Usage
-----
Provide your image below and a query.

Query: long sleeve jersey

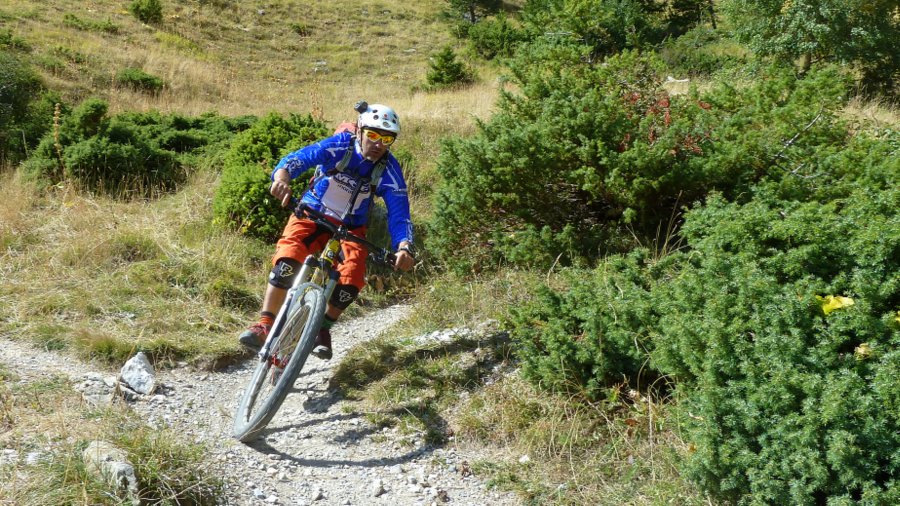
[272,131,414,250]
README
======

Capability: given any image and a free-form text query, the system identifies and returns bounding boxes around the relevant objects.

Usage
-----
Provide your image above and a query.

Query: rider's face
[359,128,395,161]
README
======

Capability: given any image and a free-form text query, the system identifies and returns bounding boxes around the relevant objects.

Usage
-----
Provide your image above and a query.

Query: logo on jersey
[380,169,407,195]
[332,172,372,195]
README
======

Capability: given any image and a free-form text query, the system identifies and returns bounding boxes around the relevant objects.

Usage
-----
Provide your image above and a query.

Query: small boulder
[82,441,139,505]
[119,352,156,395]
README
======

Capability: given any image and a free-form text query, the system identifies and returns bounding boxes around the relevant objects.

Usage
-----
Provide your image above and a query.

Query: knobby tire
[233,283,326,442]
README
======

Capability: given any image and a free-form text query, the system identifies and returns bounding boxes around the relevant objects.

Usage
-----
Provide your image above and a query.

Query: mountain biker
[238,102,415,360]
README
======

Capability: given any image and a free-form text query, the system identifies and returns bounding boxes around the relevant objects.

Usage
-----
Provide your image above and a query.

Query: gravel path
[0,305,519,506]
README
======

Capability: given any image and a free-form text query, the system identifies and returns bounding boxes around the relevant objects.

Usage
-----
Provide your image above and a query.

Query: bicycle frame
[258,201,394,361]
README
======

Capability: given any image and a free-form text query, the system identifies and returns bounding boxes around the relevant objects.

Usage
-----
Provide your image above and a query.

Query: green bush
[510,180,900,503]
[651,187,900,503]
[0,51,44,165]
[212,112,328,241]
[62,13,119,34]
[129,0,163,24]
[116,67,164,93]
[0,28,32,52]
[467,15,525,60]
[428,44,857,271]
[20,99,246,196]
[509,250,665,399]
[425,46,474,90]
[658,26,747,77]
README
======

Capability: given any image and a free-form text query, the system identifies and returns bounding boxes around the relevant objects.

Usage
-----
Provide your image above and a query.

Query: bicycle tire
[233,283,326,441]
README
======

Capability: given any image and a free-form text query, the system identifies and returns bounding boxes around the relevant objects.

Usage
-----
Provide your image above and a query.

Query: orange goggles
[362,129,396,146]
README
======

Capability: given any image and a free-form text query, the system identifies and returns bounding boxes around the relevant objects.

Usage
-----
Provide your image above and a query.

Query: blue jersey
[272,132,414,250]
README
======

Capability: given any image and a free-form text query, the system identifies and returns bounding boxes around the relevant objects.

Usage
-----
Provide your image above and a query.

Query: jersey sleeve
[272,132,353,181]
[376,157,415,250]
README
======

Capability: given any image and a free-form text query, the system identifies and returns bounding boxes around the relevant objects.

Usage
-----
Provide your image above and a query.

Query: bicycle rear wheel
[233,283,326,442]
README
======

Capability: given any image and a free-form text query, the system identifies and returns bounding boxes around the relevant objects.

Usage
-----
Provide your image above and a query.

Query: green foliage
[650,187,900,503]
[0,51,44,165]
[721,0,900,94]
[20,99,245,196]
[658,26,747,77]
[62,13,119,34]
[116,67,164,93]
[511,179,900,502]
[0,28,32,52]
[425,46,474,89]
[448,0,502,24]
[129,0,163,24]
[467,15,526,60]
[509,250,663,399]
[520,0,665,59]
[428,43,860,271]
[212,112,328,241]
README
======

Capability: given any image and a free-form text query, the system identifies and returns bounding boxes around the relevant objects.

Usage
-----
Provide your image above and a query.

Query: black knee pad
[329,284,359,310]
[268,258,301,289]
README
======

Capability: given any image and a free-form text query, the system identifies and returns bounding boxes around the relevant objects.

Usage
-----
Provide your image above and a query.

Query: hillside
[2,0,899,505]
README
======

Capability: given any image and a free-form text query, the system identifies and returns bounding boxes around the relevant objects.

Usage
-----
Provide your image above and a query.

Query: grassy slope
[0,0,501,363]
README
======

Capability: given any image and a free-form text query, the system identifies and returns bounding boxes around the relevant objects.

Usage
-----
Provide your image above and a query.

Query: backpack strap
[308,134,357,191]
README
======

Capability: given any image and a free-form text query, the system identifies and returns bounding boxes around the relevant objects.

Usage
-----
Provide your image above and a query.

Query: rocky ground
[0,305,519,506]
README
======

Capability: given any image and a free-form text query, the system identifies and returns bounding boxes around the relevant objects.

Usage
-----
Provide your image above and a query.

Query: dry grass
[451,376,711,505]
[0,369,223,503]
[0,173,270,365]
[0,0,488,123]
[844,94,900,129]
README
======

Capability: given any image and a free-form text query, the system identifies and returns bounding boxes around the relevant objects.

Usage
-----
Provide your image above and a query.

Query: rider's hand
[270,169,292,207]
[394,242,415,272]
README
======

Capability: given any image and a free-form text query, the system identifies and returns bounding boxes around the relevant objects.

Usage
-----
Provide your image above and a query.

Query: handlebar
[289,198,397,267]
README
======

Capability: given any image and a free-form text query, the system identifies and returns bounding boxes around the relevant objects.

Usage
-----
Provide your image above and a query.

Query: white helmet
[357,102,401,135]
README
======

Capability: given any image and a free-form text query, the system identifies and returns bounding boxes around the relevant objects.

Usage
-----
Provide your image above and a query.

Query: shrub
[509,250,666,399]
[129,0,163,24]
[0,51,43,165]
[428,43,857,271]
[212,112,328,241]
[467,15,525,60]
[62,13,119,34]
[510,179,900,503]
[650,187,900,503]
[116,67,164,93]
[658,26,747,77]
[0,28,32,52]
[20,99,246,196]
[425,46,474,90]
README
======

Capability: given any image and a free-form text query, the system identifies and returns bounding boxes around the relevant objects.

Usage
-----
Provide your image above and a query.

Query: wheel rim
[243,302,312,421]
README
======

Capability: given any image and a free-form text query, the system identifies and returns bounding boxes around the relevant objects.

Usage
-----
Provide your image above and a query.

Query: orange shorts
[272,214,368,290]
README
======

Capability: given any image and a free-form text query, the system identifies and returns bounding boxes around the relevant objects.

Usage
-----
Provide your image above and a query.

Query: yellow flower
[817,295,855,315]
[855,343,872,360]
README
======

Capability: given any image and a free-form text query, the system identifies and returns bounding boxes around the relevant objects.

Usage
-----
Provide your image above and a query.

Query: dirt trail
[0,305,518,505]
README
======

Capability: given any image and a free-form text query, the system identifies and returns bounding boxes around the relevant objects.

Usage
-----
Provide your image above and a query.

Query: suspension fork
[259,255,321,358]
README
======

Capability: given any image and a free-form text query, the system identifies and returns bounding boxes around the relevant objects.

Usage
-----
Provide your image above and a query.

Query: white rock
[119,352,156,394]
[518,454,531,464]
[82,441,139,505]
[371,478,386,497]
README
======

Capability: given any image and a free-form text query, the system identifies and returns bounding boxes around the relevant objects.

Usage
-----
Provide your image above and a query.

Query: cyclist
[238,102,415,360]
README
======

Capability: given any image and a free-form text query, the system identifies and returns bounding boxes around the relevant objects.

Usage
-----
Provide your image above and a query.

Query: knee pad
[329,284,359,310]
[268,258,301,289]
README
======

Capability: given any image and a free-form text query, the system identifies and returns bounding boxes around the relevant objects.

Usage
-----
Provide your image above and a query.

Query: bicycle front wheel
[233,283,326,442]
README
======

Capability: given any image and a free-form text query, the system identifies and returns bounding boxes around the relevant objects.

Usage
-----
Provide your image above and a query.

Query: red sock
[260,311,275,328]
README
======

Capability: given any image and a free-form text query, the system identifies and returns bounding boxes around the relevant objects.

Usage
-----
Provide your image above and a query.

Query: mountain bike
[233,200,396,442]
